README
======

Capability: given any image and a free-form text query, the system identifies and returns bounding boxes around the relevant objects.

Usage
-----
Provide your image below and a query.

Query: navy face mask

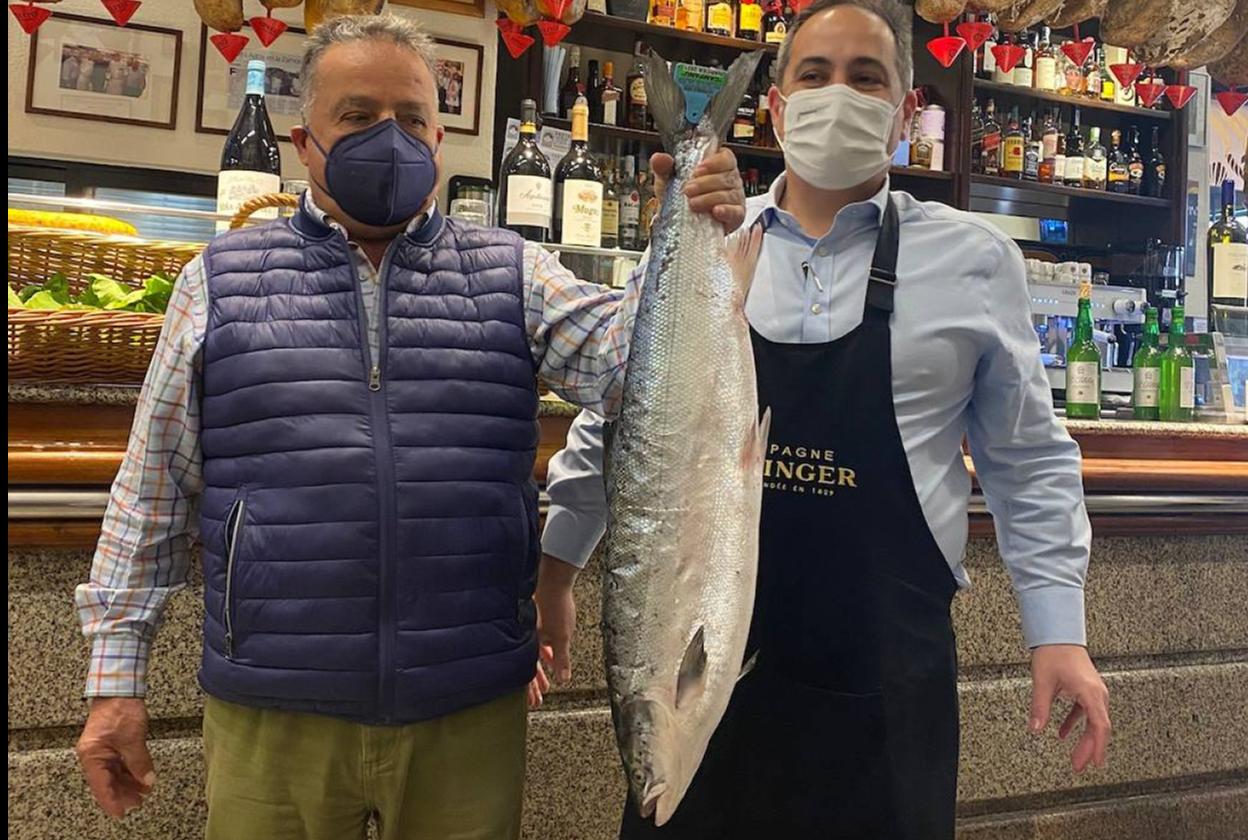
[308,119,437,228]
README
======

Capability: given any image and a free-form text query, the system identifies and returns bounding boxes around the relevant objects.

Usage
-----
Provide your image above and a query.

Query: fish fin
[700,50,765,142]
[675,625,708,710]
[642,49,687,152]
[741,406,772,472]
[725,223,765,307]
[737,649,759,683]
[640,780,667,820]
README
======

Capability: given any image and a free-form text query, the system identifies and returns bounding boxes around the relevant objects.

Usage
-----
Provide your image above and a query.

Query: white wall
[7,0,499,204]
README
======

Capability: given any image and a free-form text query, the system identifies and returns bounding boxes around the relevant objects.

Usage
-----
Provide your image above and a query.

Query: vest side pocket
[223,492,249,659]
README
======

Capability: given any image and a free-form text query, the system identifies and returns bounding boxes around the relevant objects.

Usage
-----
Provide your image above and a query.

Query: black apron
[620,197,960,840]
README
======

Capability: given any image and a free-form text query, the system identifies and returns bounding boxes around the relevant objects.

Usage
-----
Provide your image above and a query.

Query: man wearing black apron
[535,1,1111,836]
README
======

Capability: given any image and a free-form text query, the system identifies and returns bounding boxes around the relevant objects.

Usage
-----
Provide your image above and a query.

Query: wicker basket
[7,194,298,384]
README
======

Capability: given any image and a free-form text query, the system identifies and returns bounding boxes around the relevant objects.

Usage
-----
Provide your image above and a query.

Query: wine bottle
[1208,179,1248,335]
[217,60,281,232]
[498,99,553,242]
[560,47,582,119]
[1144,125,1166,199]
[554,95,604,248]
[1065,281,1101,420]
[626,42,649,131]
[619,155,641,251]
[1063,108,1084,187]
[602,163,620,250]
[1159,303,1194,422]
[1132,305,1162,421]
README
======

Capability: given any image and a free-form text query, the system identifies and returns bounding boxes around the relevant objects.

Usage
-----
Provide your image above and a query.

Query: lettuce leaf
[8,285,24,308]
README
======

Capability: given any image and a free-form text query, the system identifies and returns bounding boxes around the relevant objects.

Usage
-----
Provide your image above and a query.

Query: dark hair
[775,0,913,91]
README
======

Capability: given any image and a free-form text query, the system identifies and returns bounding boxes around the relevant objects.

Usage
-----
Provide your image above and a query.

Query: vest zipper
[223,496,247,659]
[351,237,401,722]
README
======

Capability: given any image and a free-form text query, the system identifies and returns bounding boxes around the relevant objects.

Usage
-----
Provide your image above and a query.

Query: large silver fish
[602,49,769,827]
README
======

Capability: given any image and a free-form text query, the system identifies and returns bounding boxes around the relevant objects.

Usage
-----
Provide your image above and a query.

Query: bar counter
[7,384,1248,840]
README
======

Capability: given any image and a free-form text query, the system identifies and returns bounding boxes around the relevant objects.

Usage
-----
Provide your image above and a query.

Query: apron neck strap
[865,196,899,318]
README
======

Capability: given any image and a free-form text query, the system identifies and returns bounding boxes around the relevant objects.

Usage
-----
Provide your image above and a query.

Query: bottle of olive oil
[1065,281,1101,420]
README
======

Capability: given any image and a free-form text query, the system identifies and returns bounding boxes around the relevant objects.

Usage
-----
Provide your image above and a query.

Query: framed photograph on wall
[196,24,308,142]
[25,13,182,130]
[1187,71,1210,149]
[432,38,484,136]
[390,0,487,18]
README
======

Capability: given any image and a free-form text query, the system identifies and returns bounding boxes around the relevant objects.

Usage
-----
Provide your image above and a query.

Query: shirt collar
[758,172,890,241]
[301,190,435,241]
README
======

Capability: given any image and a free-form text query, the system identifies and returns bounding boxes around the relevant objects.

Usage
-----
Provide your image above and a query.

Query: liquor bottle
[619,155,641,251]
[706,0,734,36]
[554,95,604,247]
[1144,125,1166,198]
[1127,125,1144,195]
[560,46,582,118]
[601,165,620,250]
[1065,281,1101,420]
[1159,303,1194,422]
[1003,107,1025,179]
[597,61,622,126]
[755,71,773,146]
[1023,115,1041,181]
[970,101,985,175]
[675,0,704,30]
[1063,108,1085,187]
[1061,44,1085,96]
[763,0,788,43]
[1098,48,1116,101]
[649,0,677,26]
[1208,179,1248,335]
[980,20,998,81]
[1034,27,1057,92]
[982,98,1002,177]
[1083,49,1101,99]
[1132,305,1163,420]
[738,0,762,40]
[216,60,282,231]
[993,33,1015,85]
[1083,126,1107,190]
[1014,30,1035,89]
[639,160,660,246]
[733,85,757,144]
[1038,108,1059,183]
[626,43,649,131]
[1106,129,1129,193]
[1054,130,1067,186]
[586,60,602,121]
[498,99,553,242]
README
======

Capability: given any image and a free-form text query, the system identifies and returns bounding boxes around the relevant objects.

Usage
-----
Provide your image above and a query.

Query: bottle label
[1180,366,1195,409]
[629,77,647,106]
[739,1,762,32]
[621,194,641,226]
[603,95,618,126]
[1212,242,1248,300]
[993,63,1013,84]
[1064,156,1085,183]
[765,21,787,43]
[216,170,281,231]
[1014,67,1033,88]
[676,0,703,29]
[1035,57,1056,91]
[650,1,676,25]
[1042,132,1058,159]
[1087,158,1107,182]
[982,40,997,74]
[560,178,603,247]
[708,2,733,32]
[733,120,755,140]
[1133,367,1160,407]
[602,199,620,237]
[1004,137,1024,173]
[505,174,553,229]
[1067,361,1100,406]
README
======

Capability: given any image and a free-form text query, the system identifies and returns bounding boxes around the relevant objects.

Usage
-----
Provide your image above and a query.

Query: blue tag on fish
[673,63,727,126]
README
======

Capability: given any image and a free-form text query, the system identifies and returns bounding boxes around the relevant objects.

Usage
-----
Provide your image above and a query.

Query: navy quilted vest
[196,206,541,725]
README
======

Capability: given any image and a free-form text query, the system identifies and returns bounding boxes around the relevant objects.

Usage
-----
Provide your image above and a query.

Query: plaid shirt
[75,201,640,698]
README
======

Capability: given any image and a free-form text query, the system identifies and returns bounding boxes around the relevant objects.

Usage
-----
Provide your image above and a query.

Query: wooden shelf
[973,79,1172,122]
[575,11,779,55]
[543,116,784,159]
[890,166,954,181]
[971,174,1172,207]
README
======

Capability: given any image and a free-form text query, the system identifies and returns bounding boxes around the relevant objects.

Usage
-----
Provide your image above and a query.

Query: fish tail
[641,49,686,152]
[701,50,765,142]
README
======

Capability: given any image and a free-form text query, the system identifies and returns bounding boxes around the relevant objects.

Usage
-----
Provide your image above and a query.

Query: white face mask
[777,84,903,190]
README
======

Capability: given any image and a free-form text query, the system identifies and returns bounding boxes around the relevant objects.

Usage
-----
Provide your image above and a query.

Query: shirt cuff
[85,634,151,699]
[1017,584,1087,649]
[541,507,606,570]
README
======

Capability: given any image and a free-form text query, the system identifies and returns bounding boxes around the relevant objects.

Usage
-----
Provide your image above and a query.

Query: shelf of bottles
[575,9,781,55]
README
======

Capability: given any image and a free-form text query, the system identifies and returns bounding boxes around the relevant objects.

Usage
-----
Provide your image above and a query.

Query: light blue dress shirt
[542,176,1091,649]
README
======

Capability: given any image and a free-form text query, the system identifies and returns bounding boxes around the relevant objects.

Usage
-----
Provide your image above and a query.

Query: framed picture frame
[432,38,484,136]
[390,0,486,18]
[196,23,308,142]
[25,13,182,130]
[1187,71,1210,149]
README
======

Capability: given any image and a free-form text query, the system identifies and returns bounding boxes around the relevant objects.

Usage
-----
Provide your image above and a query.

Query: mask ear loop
[303,128,336,201]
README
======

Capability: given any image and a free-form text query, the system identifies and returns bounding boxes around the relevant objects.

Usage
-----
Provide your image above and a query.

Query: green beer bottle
[1065,282,1101,420]
[1159,304,1194,422]
[1131,306,1162,421]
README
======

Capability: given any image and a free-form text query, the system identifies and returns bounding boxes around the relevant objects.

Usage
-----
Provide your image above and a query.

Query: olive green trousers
[202,691,527,840]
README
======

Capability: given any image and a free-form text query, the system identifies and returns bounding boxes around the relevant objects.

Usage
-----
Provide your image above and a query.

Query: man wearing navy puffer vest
[73,14,746,839]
